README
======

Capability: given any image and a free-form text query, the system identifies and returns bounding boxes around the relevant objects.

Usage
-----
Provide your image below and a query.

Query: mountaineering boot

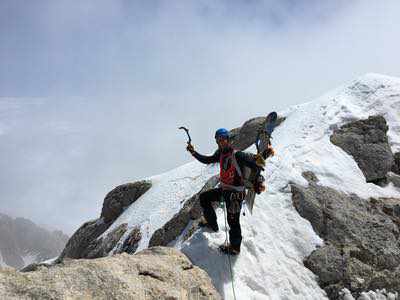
[198,216,219,232]
[219,243,240,255]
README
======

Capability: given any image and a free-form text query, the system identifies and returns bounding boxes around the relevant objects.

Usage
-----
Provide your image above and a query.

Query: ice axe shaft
[179,126,192,144]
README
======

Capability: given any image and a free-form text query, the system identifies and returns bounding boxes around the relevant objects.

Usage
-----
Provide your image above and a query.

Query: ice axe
[179,126,192,145]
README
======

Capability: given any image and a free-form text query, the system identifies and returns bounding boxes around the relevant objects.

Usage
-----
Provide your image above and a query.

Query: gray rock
[330,115,394,183]
[367,266,400,293]
[86,223,128,258]
[304,244,345,287]
[230,117,265,150]
[291,173,400,299]
[387,172,400,189]
[0,247,221,300]
[149,175,219,247]
[120,226,142,254]
[19,262,51,273]
[391,152,400,175]
[101,180,152,223]
[59,218,110,260]
[302,171,320,184]
[369,197,400,231]
[230,115,285,151]
[228,127,241,143]
[60,221,130,260]
[60,180,152,260]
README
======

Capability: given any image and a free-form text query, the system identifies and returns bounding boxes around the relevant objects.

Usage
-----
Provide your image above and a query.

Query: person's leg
[224,191,243,251]
[227,212,242,251]
[199,188,222,231]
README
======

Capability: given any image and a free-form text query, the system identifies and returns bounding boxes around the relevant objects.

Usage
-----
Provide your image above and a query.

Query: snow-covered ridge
[106,73,400,299]
[267,73,400,198]
[103,161,219,251]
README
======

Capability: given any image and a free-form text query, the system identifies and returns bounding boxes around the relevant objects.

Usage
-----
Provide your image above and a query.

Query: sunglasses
[215,137,229,143]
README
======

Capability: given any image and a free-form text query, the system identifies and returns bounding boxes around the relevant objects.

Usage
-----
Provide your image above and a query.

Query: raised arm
[191,149,220,164]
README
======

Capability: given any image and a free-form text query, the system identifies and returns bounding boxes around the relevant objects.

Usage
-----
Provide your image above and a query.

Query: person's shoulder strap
[231,150,243,179]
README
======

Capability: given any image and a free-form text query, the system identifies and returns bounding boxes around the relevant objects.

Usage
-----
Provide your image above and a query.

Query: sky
[1,0,400,234]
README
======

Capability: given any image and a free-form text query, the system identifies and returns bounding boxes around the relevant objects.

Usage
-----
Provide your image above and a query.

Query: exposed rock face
[0,247,221,300]
[291,172,400,299]
[85,223,128,259]
[330,116,394,183]
[101,180,152,223]
[387,172,400,189]
[230,115,285,151]
[60,180,151,260]
[0,213,68,269]
[149,175,219,247]
[392,152,400,175]
[63,172,218,259]
[59,218,110,260]
[120,226,142,254]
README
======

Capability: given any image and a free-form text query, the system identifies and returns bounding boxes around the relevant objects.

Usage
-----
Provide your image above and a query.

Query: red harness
[219,149,244,188]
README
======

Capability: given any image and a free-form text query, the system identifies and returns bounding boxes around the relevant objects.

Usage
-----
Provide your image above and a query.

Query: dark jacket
[192,146,259,186]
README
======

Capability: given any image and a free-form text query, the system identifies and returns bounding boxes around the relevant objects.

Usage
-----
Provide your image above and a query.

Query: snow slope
[103,161,220,251]
[106,74,400,299]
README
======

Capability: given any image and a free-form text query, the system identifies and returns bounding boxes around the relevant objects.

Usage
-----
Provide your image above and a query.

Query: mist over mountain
[0,212,68,269]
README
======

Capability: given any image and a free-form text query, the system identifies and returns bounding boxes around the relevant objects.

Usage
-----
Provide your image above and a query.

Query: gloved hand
[254,153,265,168]
[186,143,195,154]
[266,144,275,157]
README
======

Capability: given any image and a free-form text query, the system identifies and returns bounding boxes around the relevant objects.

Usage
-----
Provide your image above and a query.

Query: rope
[221,197,237,300]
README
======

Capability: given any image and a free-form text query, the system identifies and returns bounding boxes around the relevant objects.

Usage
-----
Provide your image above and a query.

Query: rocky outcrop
[149,175,219,247]
[230,115,285,151]
[101,181,152,223]
[387,172,400,189]
[0,246,221,300]
[330,116,394,183]
[85,223,128,259]
[60,180,151,260]
[0,213,68,269]
[392,152,400,175]
[120,226,142,254]
[58,218,110,260]
[291,172,400,299]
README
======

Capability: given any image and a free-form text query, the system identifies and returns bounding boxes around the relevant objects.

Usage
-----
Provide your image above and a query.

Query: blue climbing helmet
[215,128,229,140]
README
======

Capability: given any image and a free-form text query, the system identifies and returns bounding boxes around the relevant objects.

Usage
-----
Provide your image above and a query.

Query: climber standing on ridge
[186,128,272,255]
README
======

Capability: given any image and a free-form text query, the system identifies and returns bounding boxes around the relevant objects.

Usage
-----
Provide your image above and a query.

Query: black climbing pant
[199,187,244,249]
